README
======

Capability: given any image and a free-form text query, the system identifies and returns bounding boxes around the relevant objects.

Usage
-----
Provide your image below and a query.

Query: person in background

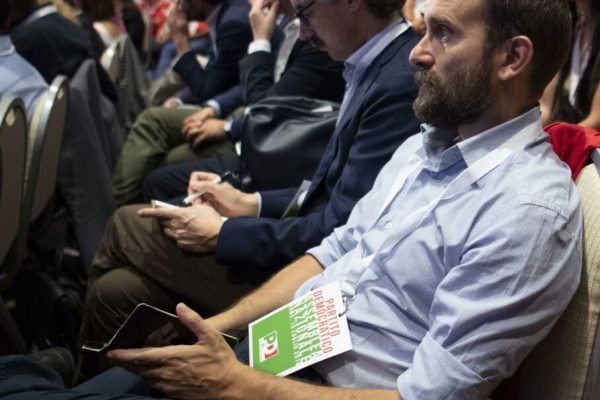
[141,0,346,201]
[0,0,48,120]
[541,0,600,130]
[8,0,118,102]
[79,0,125,47]
[402,0,426,35]
[112,0,253,206]
[117,0,147,61]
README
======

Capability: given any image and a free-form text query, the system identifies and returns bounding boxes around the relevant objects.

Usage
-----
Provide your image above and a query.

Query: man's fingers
[268,0,280,16]
[177,303,212,339]
[108,347,165,366]
[138,207,178,218]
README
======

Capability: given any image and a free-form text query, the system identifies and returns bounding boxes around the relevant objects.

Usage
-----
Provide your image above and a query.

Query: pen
[182,171,232,205]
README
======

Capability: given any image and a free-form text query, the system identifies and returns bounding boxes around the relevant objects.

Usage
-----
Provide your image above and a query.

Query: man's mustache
[415,69,440,87]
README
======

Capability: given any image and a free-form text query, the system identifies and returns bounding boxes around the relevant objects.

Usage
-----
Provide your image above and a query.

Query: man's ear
[496,35,534,82]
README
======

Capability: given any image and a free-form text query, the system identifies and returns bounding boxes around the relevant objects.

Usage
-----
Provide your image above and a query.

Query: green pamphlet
[248,281,352,376]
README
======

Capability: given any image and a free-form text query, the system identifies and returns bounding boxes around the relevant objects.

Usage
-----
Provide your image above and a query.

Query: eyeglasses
[295,0,318,27]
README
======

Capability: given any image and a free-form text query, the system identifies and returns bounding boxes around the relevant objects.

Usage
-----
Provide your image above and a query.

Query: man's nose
[408,37,434,69]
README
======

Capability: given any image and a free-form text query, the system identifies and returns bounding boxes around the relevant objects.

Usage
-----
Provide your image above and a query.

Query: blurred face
[292,0,357,61]
[409,0,496,129]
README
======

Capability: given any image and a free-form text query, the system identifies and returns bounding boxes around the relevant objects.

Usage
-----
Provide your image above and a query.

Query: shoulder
[484,136,578,220]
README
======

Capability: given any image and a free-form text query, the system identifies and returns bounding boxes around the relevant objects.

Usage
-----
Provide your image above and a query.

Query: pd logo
[259,331,279,362]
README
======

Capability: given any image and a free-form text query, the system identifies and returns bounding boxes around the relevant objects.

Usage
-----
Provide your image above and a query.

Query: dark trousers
[142,153,241,202]
[76,205,273,380]
[0,338,322,399]
[0,356,157,399]
[113,106,234,206]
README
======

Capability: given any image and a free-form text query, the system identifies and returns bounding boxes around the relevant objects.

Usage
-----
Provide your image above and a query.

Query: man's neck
[458,90,538,141]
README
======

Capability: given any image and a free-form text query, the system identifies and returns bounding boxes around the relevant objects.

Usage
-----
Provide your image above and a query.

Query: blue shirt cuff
[204,100,221,118]
[397,333,495,400]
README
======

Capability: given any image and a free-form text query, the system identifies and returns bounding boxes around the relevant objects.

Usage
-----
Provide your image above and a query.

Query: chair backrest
[26,75,69,223]
[0,98,28,290]
[517,149,600,400]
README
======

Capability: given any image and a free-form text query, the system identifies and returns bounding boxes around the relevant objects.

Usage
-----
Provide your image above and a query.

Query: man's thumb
[177,303,209,339]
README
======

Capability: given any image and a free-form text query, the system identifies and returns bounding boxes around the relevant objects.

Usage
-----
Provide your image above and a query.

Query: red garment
[139,0,170,40]
[545,122,600,180]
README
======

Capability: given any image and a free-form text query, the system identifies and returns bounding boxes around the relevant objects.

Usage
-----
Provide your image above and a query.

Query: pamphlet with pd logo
[248,281,352,376]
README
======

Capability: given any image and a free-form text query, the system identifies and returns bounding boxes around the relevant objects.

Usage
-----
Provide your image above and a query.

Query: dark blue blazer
[215,27,421,269]
[212,36,345,120]
[172,0,252,104]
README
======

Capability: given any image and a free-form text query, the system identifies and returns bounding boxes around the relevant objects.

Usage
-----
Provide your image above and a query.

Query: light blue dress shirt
[296,108,583,399]
[0,35,48,121]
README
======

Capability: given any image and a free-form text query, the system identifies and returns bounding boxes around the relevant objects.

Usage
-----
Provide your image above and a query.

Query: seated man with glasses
[76,0,420,381]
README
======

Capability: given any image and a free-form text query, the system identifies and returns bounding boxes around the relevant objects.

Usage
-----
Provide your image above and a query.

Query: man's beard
[413,58,495,129]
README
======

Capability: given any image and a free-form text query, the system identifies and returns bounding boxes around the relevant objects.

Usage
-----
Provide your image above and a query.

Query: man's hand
[248,0,280,41]
[182,107,218,146]
[185,119,228,149]
[137,205,224,253]
[163,97,184,108]
[188,171,260,217]
[167,2,190,53]
[108,303,246,400]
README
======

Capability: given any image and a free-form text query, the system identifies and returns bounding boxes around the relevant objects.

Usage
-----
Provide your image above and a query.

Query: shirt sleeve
[397,196,582,399]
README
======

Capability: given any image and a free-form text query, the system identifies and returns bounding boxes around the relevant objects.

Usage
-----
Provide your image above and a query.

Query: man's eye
[437,26,451,43]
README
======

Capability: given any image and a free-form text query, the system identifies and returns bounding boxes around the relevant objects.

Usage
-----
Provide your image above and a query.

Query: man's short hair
[483,0,572,96]
[364,0,406,19]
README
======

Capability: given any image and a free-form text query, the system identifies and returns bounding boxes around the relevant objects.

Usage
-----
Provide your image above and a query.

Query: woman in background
[79,0,125,47]
[542,0,600,130]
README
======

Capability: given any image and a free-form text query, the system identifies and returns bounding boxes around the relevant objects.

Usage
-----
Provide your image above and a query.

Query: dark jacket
[216,28,421,269]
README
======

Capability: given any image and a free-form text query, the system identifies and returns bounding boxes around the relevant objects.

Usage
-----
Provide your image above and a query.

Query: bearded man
[0,0,582,398]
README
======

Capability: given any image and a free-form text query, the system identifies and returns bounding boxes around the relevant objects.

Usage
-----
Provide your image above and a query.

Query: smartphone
[151,199,180,209]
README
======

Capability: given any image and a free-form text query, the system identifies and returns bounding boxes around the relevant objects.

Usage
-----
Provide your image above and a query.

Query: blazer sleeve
[210,84,245,117]
[215,64,420,269]
[239,41,345,105]
[173,19,252,104]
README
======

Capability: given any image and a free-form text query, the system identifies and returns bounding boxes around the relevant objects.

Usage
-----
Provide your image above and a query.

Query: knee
[90,205,149,273]
[104,205,146,242]
[86,269,138,317]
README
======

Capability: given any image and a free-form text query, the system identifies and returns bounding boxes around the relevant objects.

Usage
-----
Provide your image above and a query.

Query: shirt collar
[0,36,15,57]
[343,17,407,84]
[421,107,542,171]
[22,4,57,26]
[284,18,300,36]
